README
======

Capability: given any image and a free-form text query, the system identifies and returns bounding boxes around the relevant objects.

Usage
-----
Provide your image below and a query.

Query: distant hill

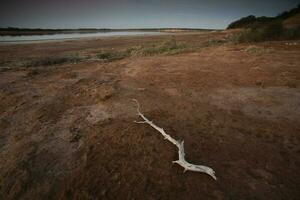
[227,4,300,29]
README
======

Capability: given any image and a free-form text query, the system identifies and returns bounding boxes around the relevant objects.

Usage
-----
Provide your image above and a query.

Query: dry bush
[237,21,300,43]
[96,39,186,62]
[20,55,83,68]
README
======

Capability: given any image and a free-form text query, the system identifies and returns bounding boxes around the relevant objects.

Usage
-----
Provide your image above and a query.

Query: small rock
[112,172,120,181]
[69,130,82,143]
[255,80,265,88]
[101,189,107,196]
[98,89,115,101]
[249,168,273,181]
[137,87,146,91]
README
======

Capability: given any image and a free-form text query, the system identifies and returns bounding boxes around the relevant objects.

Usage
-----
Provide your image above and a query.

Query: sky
[0,0,299,29]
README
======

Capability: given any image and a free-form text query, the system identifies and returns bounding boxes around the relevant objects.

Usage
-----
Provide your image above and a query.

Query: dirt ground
[0,32,300,200]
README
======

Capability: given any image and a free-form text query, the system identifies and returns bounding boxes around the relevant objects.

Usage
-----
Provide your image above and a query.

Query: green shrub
[238,29,263,43]
[204,39,226,47]
[283,27,300,40]
[95,39,185,62]
[126,39,184,56]
[237,21,300,43]
[97,51,127,61]
[263,21,284,39]
[97,52,113,60]
[21,55,82,67]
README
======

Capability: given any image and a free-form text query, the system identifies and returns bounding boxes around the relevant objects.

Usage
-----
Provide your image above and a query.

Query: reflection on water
[0,31,164,43]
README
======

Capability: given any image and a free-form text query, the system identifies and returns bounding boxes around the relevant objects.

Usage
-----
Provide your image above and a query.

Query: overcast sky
[0,0,299,29]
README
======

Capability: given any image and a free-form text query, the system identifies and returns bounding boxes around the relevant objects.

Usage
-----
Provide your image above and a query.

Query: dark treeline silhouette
[228,4,300,29]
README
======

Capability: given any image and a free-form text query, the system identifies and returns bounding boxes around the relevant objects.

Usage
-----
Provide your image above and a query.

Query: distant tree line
[228,4,300,42]
[227,4,300,29]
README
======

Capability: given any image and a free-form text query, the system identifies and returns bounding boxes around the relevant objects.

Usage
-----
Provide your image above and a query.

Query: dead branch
[133,99,217,180]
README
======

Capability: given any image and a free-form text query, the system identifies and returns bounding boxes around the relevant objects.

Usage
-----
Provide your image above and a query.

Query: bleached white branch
[133,99,217,180]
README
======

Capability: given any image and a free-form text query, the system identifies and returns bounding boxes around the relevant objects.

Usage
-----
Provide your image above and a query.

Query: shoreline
[0,31,216,45]
[0,28,217,36]
[0,31,168,44]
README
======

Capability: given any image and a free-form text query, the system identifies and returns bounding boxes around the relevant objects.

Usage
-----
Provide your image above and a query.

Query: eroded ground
[0,32,300,199]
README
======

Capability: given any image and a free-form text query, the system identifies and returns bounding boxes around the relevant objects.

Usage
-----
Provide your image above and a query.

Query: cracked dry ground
[0,36,300,199]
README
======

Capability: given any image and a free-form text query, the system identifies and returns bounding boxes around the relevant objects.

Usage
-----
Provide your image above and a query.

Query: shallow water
[0,31,164,43]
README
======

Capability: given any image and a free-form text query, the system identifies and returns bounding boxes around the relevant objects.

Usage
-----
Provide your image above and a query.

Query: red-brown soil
[0,32,300,199]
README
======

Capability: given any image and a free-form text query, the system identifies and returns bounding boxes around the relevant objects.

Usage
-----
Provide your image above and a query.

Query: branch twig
[133,99,217,180]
